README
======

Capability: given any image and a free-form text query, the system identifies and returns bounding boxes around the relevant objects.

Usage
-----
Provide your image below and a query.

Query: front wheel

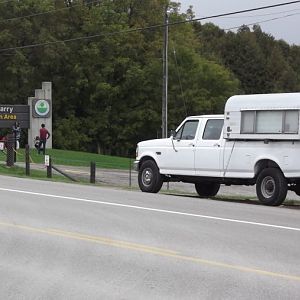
[195,182,220,198]
[256,168,287,206]
[138,160,163,193]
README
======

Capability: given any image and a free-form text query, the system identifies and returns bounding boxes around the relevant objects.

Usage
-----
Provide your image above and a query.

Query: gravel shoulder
[16,162,300,206]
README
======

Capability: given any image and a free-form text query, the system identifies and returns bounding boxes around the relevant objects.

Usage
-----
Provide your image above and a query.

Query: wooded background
[1,0,299,156]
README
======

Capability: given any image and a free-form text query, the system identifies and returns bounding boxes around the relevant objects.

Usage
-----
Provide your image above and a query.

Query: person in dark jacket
[12,121,21,149]
[38,124,50,155]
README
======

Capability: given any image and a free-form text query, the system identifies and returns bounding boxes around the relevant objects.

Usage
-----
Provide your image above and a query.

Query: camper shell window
[241,110,299,134]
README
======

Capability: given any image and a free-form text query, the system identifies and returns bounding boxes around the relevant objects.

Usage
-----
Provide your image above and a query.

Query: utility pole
[162,6,169,138]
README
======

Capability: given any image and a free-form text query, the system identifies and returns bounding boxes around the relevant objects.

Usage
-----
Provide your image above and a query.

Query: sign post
[28,82,52,150]
[45,155,50,167]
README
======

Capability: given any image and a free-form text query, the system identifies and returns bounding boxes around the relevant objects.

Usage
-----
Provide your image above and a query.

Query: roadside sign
[0,105,30,128]
[32,99,51,118]
[45,155,50,166]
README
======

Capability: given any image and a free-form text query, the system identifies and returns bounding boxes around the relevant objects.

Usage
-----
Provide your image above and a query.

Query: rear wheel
[138,160,163,193]
[195,182,220,198]
[256,168,287,206]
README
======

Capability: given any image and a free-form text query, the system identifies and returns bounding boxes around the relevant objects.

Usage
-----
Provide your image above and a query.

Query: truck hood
[138,138,170,147]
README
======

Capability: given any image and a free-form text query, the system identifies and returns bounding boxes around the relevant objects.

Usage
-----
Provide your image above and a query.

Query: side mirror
[169,129,176,138]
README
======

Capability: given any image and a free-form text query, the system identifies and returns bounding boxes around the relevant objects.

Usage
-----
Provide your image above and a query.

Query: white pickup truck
[134,93,300,206]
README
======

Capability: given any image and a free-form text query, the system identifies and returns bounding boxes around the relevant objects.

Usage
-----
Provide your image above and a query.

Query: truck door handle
[188,143,195,147]
[213,143,220,147]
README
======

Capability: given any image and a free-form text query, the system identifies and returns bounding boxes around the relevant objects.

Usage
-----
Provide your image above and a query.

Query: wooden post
[47,157,52,178]
[129,158,132,187]
[25,144,30,176]
[6,134,14,167]
[14,131,17,163]
[90,162,96,184]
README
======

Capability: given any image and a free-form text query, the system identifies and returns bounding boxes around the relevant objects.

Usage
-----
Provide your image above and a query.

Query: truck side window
[203,119,224,140]
[175,120,199,140]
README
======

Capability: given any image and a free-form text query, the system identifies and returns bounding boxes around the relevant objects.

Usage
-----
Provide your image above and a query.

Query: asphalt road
[0,175,299,299]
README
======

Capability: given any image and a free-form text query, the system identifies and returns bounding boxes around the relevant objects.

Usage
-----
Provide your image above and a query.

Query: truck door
[194,119,224,177]
[160,119,199,175]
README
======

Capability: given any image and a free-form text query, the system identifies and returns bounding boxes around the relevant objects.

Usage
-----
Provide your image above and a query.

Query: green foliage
[197,23,300,94]
[0,1,299,157]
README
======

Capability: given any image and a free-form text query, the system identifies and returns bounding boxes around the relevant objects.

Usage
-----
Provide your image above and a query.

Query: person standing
[12,121,21,149]
[38,123,50,155]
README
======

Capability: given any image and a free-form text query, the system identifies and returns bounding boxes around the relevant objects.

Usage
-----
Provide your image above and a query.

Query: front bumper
[133,160,139,171]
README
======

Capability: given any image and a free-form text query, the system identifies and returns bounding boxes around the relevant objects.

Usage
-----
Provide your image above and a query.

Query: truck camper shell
[224,93,300,140]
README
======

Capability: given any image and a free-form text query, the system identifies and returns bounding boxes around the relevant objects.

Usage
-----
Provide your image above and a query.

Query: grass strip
[0,163,81,183]
[6,148,132,170]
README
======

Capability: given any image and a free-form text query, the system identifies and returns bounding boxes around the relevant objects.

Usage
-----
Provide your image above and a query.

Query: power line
[0,1,299,52]
[221,8,300,18]
[225,12,300,31]
[4,0,300,24]
[3,3,299,24]
[186,7,300,19]
[0,0,101,23]
[188,0,300,22]
[0,6,75,23]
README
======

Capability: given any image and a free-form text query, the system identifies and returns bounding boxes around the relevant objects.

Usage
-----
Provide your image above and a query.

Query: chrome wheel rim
[142,168,153,187]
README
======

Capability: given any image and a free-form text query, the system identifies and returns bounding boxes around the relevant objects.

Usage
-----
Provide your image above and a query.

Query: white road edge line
[1,187,299,232]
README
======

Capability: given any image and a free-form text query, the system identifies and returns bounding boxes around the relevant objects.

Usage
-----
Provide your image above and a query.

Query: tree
[195,22,300,95]
[0,0,298,156]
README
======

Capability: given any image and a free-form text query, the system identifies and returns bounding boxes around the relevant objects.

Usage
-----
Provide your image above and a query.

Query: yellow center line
[0,221,178,256]
[1,221,300,282]
[48,228,179,255]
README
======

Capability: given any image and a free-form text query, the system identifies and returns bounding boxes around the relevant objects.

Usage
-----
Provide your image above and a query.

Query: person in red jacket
[38,123,50,155]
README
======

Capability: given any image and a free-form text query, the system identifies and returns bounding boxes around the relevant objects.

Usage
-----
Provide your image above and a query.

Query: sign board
[32,99,51,118]
[0,105,30,128]
[44,155,50,166]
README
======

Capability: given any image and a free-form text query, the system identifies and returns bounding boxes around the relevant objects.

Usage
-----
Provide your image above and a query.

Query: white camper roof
[225,93,300,111]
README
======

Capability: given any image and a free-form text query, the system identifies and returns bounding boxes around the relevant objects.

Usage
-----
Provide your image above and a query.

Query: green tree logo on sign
[35,100,50,117]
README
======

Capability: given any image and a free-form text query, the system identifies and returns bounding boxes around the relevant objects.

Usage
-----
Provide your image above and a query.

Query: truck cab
[158,115,224,177]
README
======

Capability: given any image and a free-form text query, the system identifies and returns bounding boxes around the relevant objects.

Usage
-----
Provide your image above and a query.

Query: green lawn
[1,148,133,170]
[0,148,133,183]
[0,163,74,182]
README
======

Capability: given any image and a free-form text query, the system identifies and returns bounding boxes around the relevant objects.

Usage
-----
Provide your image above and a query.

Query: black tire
[256,168,287,206]
[195,182,220,198]
[138,160,163,193]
